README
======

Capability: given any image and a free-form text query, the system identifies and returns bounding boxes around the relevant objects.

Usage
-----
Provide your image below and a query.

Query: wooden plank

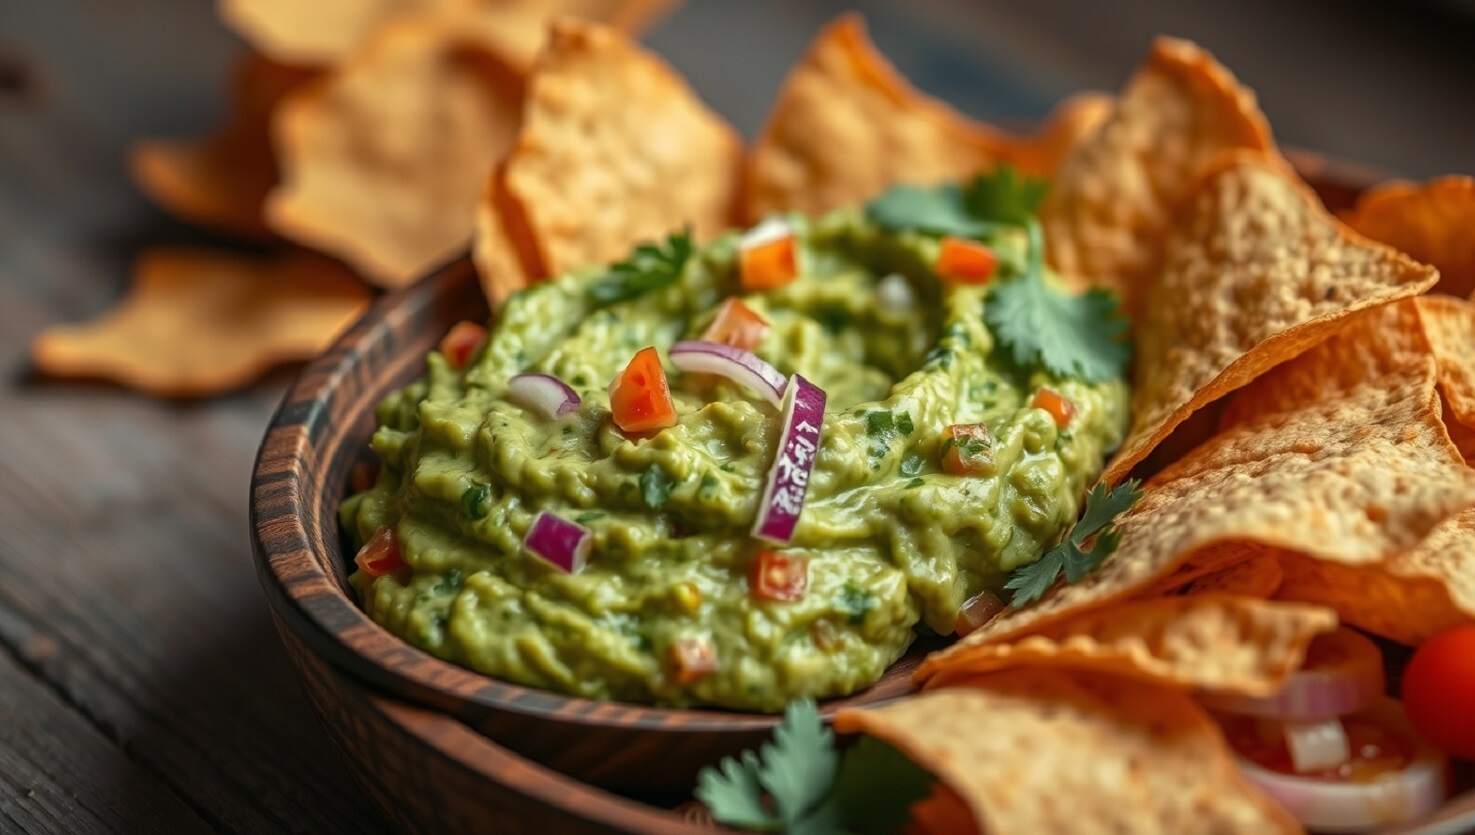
[0,646,211,835]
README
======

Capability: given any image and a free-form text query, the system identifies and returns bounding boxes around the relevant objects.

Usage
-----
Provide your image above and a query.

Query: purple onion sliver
[669,340,787,408]
[752,374,826,544]
[523,511,591,573]
[507,372,581,420]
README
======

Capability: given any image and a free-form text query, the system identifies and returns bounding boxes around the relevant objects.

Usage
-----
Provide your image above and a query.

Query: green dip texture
[342,206,1129,711]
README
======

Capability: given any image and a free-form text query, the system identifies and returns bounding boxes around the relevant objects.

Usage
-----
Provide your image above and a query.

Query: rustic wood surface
[2,1,1473,833]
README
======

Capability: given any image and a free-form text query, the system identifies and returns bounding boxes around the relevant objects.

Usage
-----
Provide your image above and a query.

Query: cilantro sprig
[696,700,933,834]
[587,228,693,305]
[1004,479,1143,607]
[865,166,1048,239]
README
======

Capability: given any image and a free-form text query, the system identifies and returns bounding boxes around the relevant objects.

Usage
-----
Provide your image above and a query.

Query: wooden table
[2,1,1472,832]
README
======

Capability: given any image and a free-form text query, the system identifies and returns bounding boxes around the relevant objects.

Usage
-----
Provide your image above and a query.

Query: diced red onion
[669,340,787,408]
[741,217,793,251]
[1284,718,1351,774]
[1238,700,1448,833]
[877,273,916,310]
[507,373,581,419]
[523,511,591,573]
[955,589,1005,636]
[1201,627,1384,721]
[752,374,825,544]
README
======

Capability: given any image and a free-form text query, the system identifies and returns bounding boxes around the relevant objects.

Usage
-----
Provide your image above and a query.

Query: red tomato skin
[439,321,487,369]
[1401,624,1475,759]
[1031,387,1076,428]
[702,297,770,351]
[750,551,809,602]
[740,236,798,291]
[936,237,997,284]
[609,346,677,433]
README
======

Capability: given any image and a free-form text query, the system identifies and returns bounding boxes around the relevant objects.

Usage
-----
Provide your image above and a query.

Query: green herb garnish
[696,700,934,834]
[574,511,604,524]
[1004,479,1143,607]
[460,483,490,519]
[864,410,894,437]
[837,583,875,626]
[587,228,693,305]
[639,464,674,510]
[894,411,914,435]
[865,165,1048,238]
[963,165,1049,225]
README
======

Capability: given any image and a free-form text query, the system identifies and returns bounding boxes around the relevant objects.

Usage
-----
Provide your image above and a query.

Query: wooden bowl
[250,148,1381,804]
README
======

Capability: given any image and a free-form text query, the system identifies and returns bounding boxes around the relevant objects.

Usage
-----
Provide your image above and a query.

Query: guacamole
[342,206,1129,711]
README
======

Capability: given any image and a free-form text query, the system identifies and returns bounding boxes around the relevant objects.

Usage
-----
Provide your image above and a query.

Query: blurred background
[1,1,1473,833]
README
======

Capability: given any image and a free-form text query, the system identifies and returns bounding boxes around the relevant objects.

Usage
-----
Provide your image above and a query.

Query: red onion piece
[752,374,825,544]
[507,373,581,419]
[954,589,1005,636]
[1201,627,1384,721]
[669,340,787,408]
[1283,718,1351,773]
[1238,700,1448,833]
[523,511,591,573]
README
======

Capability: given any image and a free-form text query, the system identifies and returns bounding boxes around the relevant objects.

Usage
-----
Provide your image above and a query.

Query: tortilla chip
[836,670,1299,835]
[471,163,535,307]
[1175,552,1284,598]
[130,55,316,238]
[742,16,1108,222]
[1341,175,1475,298]
[1041,37,1275,304]
[948,301,1475,647]
[1100,152,1438,483]
[490,18,740,283]
[1416,295,1475,430]
[220,0,452,66]
[267,12,525,287]
[30,249,369,397]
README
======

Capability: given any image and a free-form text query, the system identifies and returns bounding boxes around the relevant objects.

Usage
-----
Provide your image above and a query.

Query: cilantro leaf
[587,229,693,305]
[1006,479,1142,606]
[758,701,838,824]
[963,166,1049,225]
[865,183,999,239]
[695,750,779,830]
[985,252,1131,381]
[894,411,914,435]
[460,483,490,519]
[864,410,894,437]
[639,464,673,510]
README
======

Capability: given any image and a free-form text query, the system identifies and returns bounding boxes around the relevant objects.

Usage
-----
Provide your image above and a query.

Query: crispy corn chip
[220,0,454,66]
[743,16,1109,222]
[836,670,1299,835]
[1100,152,1438,483]
[920,595,1335,697]
[30,249,369,397]
[489,18,740,284]
[1041,37,1275,304]
[1416,295,1475,430]
[267,12,524,287]
[1341,175,1475,298]
[131,55,316,237]
[945,301,1475,648]
[471,162,536,307]
[1177,552,1284,598]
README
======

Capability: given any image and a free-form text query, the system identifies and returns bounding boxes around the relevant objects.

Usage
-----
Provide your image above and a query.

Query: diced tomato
[702,297,771,351]
[935,237,997,284]
[439,321,487,369]
[349,460,379,493]
[1032,387,1076,428]
[740,229,798,291]
[609,346,677,434]
[1402,624,1475,758]
[940,423,993,475]
[354,527,407,580]
[669,636,718,684]
[750,550,809,602]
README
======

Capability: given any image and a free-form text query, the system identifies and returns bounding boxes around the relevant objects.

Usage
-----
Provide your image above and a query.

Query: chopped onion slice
[1201,627,1384,721]
[1238,700,1448,833]
[752,374,825,544]
[507,373,581,419]
[669,340,787,408]
[523,511,591,573]
[877,273,916,310]
[955,589,1005,636]
[1284,718,1351,773]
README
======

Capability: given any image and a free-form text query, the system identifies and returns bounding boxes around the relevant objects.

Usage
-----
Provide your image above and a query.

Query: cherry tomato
[1401,623,1475,758]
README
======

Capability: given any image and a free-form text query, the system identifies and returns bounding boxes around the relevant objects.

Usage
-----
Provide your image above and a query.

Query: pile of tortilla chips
[33,0,681,395]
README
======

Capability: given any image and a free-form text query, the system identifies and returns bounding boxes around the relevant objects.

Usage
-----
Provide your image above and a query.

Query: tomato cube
[669,636,718,684]
[940,423,993,475]
[439,321,487,369]
[936,237,997,284]
[702,297,770,351]
[739,221,799,291]
[609,346,677,434]
[750,550,809,602]
[354,527,407,580]
[1032,387,1075,428]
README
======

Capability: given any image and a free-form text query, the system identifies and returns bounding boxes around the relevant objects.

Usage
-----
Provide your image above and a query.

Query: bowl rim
[248,147,1381,739]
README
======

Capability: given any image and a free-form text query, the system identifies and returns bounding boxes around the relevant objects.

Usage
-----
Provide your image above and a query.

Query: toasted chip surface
[131,56,316,237]
[1416,295,1475,430]
[836,670,1299,835]
[220,0,452,65]
[954,301,1475,646]
[267,12,524,286]
[1342,175,1475,298]
[30,249,369,396]
[1176,552,1285,598]
[920,595,1336,697]
[495,18,740,278]
[471,163,535,308]
[1101,153,1438,483]
[1041,37,1274,304]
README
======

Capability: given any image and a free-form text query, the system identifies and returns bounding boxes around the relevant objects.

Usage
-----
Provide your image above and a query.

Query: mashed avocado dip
[342,186,1130,711]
